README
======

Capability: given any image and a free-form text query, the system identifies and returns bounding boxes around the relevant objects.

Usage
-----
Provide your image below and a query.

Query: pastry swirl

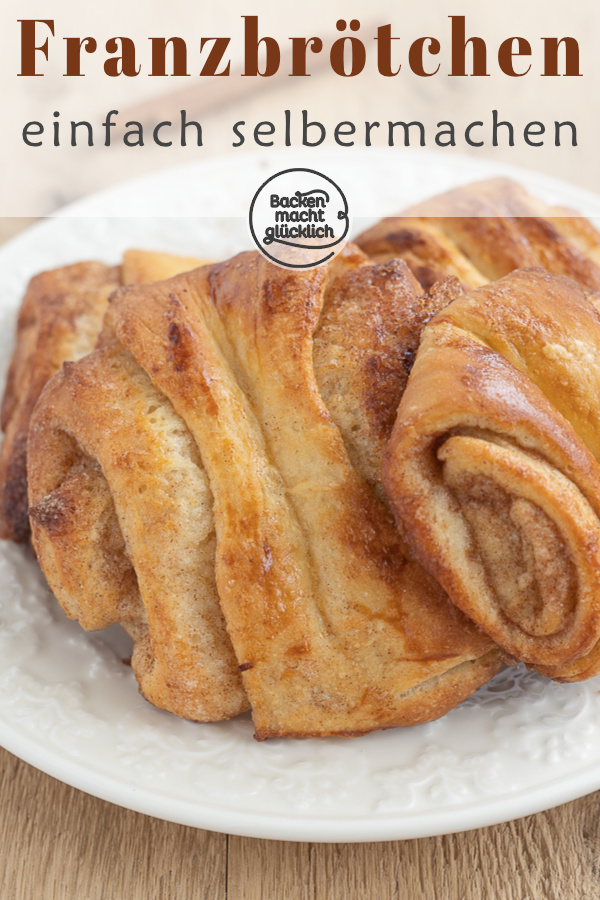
[28,248,499,735]
[383,267,600,680]
[0,250,207,543]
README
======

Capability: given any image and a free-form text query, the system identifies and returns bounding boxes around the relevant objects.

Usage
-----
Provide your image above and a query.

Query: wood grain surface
[1,742,600,900]
[1,218,600,900]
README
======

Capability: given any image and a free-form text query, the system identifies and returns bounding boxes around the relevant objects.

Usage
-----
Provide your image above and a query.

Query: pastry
[16,176,600,733]
[356,177,600,292]
[383,267,600,681]
[0,250,208,542]
[11,177,600,545]
[27,247,500,736]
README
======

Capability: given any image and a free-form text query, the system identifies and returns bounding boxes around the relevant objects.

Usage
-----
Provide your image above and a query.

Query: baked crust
[121,249,211,285]
[28,336,248,722]
[0,251,208,542]
[383,267,600,681]
[0,263,120,542]
[356,178,600,291]
[28,246,500,735]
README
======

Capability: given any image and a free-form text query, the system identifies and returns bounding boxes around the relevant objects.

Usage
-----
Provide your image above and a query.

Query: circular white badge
[249,168,350,269]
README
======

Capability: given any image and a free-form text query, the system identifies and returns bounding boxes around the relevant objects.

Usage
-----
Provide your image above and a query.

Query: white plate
[2,149,600,843]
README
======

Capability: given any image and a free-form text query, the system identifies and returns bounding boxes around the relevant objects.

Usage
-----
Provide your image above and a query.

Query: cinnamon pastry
[27,247,500,735]
[383,267,600,681]
[356,178,600,292]
[0,250,208,542]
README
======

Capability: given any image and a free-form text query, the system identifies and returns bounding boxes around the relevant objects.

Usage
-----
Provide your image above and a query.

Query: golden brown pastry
[383,267,600,681]
[120,249,211,285]
[356,178,600,292]
[0,250,209,542]
[28,247,500,736]
[0,262,120,543]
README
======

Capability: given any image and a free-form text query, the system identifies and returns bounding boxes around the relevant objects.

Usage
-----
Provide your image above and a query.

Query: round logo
[249,168,350,270]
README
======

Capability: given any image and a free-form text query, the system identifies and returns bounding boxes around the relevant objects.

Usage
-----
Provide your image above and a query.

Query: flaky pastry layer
[0,250,209,542]
[384,268,600,680]
[28,247,500,735]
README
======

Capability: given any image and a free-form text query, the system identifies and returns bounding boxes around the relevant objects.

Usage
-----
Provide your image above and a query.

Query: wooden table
[1,218,600,900]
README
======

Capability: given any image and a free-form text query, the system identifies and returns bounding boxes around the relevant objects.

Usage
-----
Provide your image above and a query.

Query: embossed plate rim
[2,149,600,842]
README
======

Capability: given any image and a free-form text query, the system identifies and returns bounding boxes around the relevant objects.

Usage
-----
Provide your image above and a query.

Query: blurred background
[1,0,597,217]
